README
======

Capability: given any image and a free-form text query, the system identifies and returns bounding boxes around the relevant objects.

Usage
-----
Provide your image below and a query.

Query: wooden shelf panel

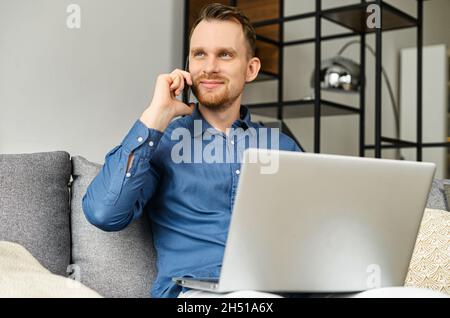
[237,0,280,75]
[246,99,360,119]
[321,2,417,33]
[188,0,230,28]
[237,0,279,24]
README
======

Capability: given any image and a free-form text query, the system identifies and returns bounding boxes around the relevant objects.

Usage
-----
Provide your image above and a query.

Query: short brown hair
[189,3,257,59]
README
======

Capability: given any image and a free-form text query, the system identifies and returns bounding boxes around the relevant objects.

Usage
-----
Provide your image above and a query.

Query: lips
[200,80,224,89]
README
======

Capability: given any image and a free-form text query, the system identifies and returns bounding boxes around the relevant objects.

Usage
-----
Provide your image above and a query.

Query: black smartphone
[182,57,191,105]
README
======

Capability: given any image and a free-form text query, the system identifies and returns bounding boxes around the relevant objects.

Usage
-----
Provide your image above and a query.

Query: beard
[191,76,242,112]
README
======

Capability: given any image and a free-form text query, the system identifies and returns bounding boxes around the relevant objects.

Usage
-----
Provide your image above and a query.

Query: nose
[202,57,220,75]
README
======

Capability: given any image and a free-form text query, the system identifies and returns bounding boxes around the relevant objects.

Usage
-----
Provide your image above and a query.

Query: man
[82,3,448,299]
[82,3,300,298]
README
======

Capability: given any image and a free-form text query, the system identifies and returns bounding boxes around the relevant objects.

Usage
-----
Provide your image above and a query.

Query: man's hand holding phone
[140,69,195,132]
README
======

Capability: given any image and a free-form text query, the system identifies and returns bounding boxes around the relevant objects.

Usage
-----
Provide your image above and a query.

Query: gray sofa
[0,151,448,298]
[0,151,155,298]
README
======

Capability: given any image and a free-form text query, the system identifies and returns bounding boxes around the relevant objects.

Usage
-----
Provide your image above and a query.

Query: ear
[245,57,261,83]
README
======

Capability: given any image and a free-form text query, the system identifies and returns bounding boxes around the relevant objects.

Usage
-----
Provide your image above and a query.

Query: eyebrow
[190,47,238,55]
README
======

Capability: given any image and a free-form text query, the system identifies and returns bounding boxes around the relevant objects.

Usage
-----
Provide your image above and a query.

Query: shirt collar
[188,103,254,138]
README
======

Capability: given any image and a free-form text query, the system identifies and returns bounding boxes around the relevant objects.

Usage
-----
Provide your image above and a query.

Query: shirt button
[149,140,154,147]
[236,169,240,175]
[126,172,131,178]
[137,137,143,143]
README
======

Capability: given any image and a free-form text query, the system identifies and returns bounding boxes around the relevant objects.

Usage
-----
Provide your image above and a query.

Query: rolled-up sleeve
[82,119,163,232]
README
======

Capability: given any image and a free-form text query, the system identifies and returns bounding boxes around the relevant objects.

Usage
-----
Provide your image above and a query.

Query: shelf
[370,143,450,149]
[246,99,360,119]
[187,1,418,85]
[249,2,417,34]
[254,70,279,82]
[365,137,450,150]
[283,31,359,47]
[185,0,426,157]
[321,2,417,33]
[365,137,416,150]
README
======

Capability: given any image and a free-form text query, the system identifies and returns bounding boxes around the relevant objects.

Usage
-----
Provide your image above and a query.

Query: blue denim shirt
[82,104,301,298]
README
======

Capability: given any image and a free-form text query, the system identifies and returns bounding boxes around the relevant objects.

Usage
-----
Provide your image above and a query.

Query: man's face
[189,20,256,110]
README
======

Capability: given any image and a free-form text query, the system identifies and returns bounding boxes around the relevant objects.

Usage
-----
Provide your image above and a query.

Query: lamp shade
[311,56,361,92]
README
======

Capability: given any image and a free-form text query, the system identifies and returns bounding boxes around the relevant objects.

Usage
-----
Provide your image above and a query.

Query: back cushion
[70,156,156,298]
[405,208,449,295]
[426,179,450,211]
[0,151,71,276]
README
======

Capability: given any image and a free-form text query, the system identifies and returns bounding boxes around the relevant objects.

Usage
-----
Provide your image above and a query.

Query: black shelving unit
[183,0,445,160]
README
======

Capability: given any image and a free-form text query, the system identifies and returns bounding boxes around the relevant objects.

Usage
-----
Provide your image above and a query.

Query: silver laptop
[173,149,435,293]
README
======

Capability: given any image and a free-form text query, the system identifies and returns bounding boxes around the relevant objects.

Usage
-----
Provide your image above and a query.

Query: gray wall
[1,0,449,164]
[0,0,184,163]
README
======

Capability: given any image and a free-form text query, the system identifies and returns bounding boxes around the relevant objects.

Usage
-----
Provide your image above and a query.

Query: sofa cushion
[426,179,450,211]
[70,156,156,298]
[405,208,449,295]
[0,241,101,298]
[0,151,71,276]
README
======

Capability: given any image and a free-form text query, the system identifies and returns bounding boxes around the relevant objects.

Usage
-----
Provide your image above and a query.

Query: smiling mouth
[200,81,224,89]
